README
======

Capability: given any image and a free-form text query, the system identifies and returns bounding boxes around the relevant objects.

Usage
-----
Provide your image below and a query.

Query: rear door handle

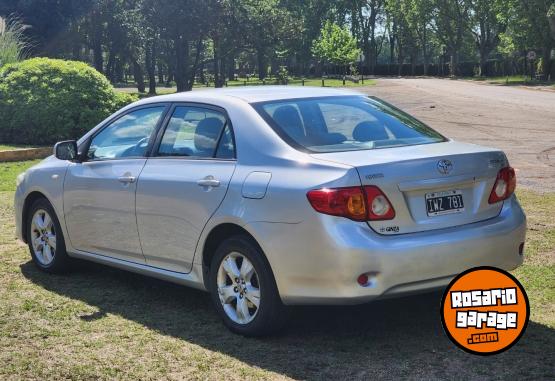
[197,176,220,188]
[118,176,137,184]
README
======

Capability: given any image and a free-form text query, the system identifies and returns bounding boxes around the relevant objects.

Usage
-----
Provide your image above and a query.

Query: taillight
[307,186,395,221]
[364,185,396,220]
[307,187,367,221]
[488,167,516,204]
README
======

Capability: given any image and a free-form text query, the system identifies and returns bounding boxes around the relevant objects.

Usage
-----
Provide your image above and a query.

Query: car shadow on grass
[21,261,555,380]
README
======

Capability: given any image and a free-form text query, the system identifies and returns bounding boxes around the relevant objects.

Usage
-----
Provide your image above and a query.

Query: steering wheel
[121,137,150,158]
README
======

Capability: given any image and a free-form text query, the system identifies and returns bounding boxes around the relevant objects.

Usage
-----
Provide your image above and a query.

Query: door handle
[197,176,220,188]
[118,176,137,184]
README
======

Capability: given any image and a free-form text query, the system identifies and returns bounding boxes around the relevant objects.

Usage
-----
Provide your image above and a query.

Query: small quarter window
[215,125,235,159]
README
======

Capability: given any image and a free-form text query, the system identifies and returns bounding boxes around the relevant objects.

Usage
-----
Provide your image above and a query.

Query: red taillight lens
[488,167,516,204]
[307,187,367,221]
[306,186,395,221]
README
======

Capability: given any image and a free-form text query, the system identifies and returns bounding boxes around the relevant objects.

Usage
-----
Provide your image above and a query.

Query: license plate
[425,190,464,216]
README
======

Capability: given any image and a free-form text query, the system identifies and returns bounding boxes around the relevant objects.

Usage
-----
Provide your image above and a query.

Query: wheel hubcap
[30,209,56,266]
[216,252,261,325]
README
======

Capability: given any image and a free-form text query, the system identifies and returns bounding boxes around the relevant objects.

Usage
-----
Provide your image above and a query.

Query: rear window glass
[253,96,446,153]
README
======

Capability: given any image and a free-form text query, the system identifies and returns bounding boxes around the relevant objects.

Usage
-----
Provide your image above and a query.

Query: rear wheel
[209,235,286,336]
[27,198,71,273]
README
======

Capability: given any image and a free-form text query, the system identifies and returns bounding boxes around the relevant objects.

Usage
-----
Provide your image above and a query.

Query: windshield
[253,96,446,153]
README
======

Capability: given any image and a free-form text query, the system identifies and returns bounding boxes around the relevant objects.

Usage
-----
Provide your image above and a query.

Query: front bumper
[249,195,526,305]
[14,186,24,242]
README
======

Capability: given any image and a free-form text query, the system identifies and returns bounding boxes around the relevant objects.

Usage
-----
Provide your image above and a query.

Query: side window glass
[215,125,235,159]
[158,106,228,158]
[88,107,165,161]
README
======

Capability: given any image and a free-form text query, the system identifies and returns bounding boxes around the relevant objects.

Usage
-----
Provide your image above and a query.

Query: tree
[312,21,361,74]
[466,0,506,77]
[349,0,384,74]
[549,3,555,40]
[386,0,421,75]
[434,0,471,76]
[405,0,435,75]
[498,0,554,78]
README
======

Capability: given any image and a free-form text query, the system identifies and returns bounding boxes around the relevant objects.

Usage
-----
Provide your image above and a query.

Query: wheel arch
[200,223,278,293]
[21,191,51,243]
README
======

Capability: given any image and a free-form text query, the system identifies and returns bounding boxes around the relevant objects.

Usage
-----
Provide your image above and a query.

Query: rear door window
[157,106,235,159]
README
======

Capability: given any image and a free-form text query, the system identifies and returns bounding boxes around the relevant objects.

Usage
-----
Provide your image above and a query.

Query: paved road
[361,78,555,192]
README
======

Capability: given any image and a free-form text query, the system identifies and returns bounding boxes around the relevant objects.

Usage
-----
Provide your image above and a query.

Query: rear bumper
[249,195,526,305]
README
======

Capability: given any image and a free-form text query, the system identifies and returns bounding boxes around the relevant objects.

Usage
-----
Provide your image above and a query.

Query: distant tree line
[1,0,554,94]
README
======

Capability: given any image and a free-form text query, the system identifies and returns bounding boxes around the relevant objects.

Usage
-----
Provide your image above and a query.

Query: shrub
[0,58,138,145]
[276,65,289,85]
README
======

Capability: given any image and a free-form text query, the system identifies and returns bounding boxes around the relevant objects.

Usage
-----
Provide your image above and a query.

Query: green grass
[115,77,376,98]
[0,160,39,191]
[0,144,36,151]
[0,160,553,379]
[224,77,374,88]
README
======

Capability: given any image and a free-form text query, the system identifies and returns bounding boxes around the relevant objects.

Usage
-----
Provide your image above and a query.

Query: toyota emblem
[437,159,453,175]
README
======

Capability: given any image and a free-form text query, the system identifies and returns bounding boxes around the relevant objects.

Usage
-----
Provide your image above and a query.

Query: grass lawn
[0,160,553,379]
[115,77,376,98]
[0,145,36,151]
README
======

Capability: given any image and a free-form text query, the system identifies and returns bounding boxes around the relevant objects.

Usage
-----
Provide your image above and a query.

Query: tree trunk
[92,40,103,73]
[91,10,103,73]
[213,38,224,88]
[542,44,553,78]
[115,58,124,83]
[146,42,157,95]
[257,47,266,80]
[133,60,145,93]
[479,52,487,77]
[105,50,115,82]
[227,54,235,80]
[158,64,164,84]
[186,39,203,91]
[175,37,188,92]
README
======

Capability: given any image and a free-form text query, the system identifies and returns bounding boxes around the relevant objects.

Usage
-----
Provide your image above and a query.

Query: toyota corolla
[14,87,526,335]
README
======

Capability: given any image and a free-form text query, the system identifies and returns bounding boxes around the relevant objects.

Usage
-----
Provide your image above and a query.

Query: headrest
[194,117,224,152]
[272,105,304,139]
[352,121,389,142]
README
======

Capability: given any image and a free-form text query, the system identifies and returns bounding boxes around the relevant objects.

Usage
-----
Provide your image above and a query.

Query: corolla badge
[437,159,453,175]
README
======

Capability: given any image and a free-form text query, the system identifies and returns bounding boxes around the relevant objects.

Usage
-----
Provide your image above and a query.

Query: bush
[0,58,138,145]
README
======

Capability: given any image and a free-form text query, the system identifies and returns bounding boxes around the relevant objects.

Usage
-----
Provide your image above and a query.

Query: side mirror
[54,140,79,161]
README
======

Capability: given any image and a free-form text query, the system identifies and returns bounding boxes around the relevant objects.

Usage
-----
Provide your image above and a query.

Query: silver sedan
[14,87,526,335]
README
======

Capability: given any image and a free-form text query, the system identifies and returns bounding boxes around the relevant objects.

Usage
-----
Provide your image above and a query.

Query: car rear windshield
[252,96,446,153]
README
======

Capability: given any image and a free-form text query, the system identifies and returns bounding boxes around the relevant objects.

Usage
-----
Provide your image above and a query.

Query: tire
[209,235,287,336]
[26,198,71,274]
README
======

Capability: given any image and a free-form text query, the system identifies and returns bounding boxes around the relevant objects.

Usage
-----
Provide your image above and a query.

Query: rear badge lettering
[379,226,400,233]
[366,173,384,180]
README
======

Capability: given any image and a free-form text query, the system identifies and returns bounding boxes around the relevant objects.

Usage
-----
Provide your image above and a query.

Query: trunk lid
[311,141,508,235]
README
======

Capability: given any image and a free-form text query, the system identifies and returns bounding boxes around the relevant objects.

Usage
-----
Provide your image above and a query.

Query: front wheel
[26,198,71,273]
[209,236,286,336]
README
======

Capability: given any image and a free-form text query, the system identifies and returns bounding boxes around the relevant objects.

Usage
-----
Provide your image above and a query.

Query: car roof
[134,86,364,106]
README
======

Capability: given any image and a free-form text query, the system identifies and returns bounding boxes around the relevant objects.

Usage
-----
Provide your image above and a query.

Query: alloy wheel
[216,252,261,325]
[30,209,57,266]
